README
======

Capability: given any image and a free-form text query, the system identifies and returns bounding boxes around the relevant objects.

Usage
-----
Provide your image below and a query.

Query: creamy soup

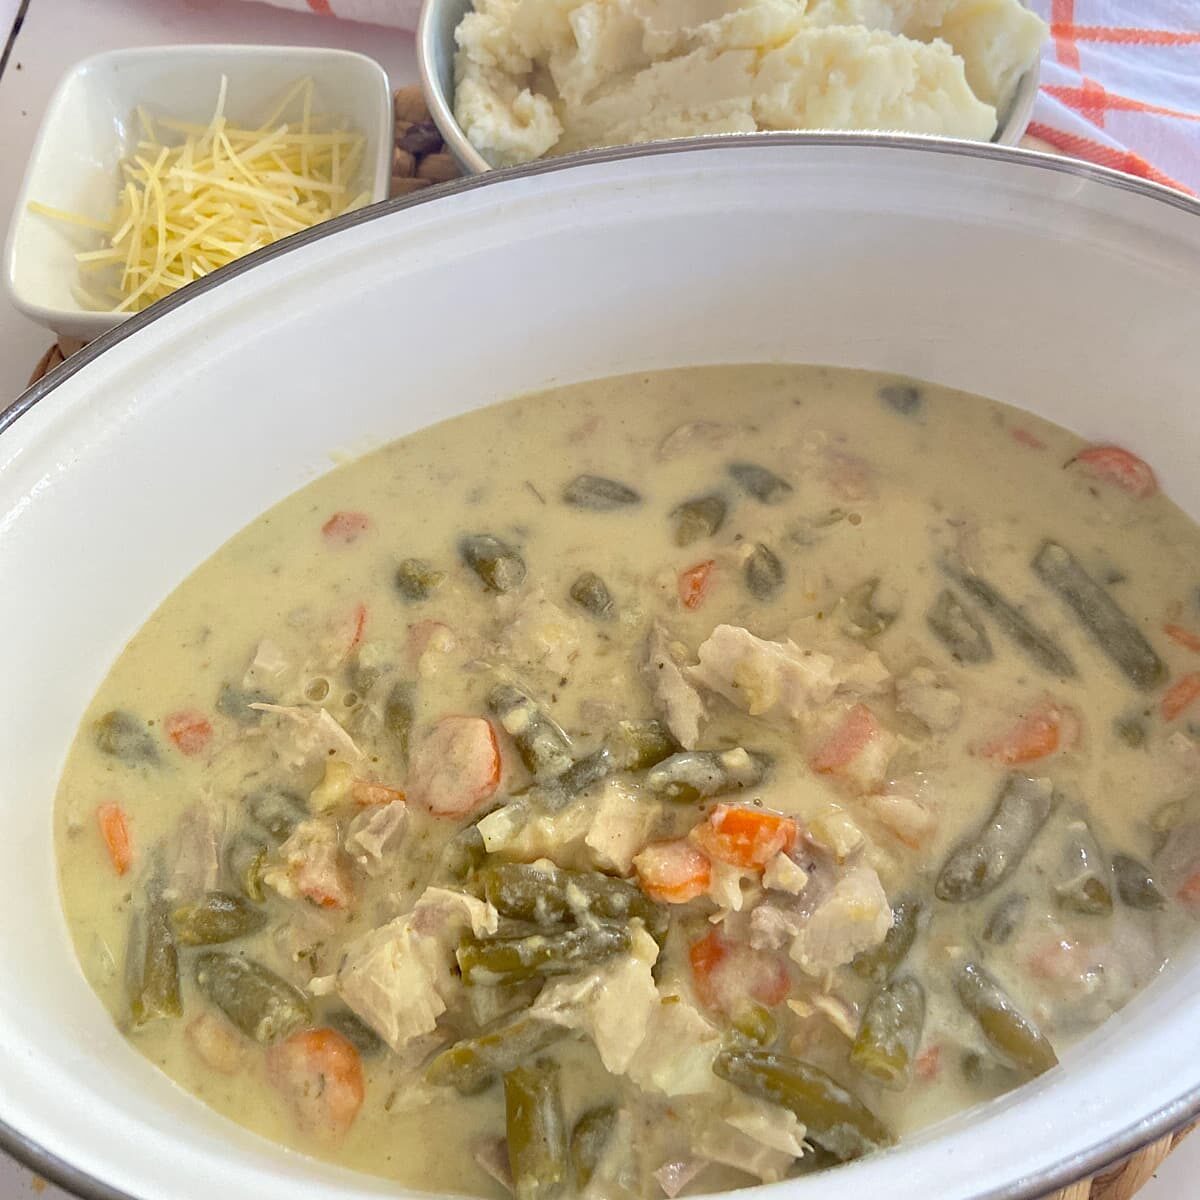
[55,365,1200,1198]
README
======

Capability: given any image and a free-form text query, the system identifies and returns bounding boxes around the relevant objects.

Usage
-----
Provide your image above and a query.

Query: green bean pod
[562,475,641,511]
[943,563,1076,677]
[728,462,793,505]
[569,572,616,619]
[645,748,770,803]
[245,787,307,842]
[927,590,993,664]
[224,835,267,901]
[172,892,267,946]
[851,896,921,984]
[570,1104,618,1190]
[1032,541,1164,690]
[440,824,487,883]
[326,1007,386,1057]
[505,1060,569,1200]
[394,557,446,602]
[879,382,922,415]
[744,543,785,601]
[713,1049,893,1161]
[982,893,1027,946]
[1113,853,1165,910]
[850,976,926,1090]
[95,709,158,764]
[193,952,312,1045]
[127,901,182,1026]
[936,774,1054,902]
[729,1001,779,1049]
[606,718,681,771]
[671,494,728,546]
[458,924,631,986]
[426,1017,568,1095]
[1054,822,1113,916]
[838,577,900,641]
[216,684,269,725]
[460,534,527,593]
[955,962,1058,1078]
[384,681,416,765]
[489,684,574,777]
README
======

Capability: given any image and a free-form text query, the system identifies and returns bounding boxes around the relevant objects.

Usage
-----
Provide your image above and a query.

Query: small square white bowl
[4,44,393,341]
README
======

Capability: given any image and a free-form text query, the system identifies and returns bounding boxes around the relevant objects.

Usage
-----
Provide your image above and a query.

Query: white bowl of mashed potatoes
[418,0,1045,170]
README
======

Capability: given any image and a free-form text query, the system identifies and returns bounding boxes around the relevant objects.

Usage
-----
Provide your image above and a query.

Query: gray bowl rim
[2,133,1200,1200]
[415,0,1043,174]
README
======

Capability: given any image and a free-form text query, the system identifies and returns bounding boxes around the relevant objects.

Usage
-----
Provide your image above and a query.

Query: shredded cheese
[29,76,370,313]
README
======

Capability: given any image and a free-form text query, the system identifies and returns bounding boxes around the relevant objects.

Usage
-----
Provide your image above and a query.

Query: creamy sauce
[55,365,1200,1196]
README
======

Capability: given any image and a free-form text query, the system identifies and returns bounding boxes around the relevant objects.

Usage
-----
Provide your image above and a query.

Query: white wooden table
[0,1,1195,1196]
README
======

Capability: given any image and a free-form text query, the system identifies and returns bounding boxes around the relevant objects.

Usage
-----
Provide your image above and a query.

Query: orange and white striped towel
[265,0,1199,194]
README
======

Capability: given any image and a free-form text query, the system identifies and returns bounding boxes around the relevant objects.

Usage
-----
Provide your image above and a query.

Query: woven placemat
[15,108,1197,1200]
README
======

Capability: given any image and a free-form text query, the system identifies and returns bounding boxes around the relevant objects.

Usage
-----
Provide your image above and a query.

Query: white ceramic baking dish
[1,138,1199,1200]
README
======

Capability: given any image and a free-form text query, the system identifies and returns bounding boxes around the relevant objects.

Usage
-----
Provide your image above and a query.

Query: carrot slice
[810,704,880,774]
[408,716,501,816]
[164,709,213,756]
[978,700,1078,764]
[266,1028,364,1141]
[691,804,798,871]
[1010,427,1046,450]
[634,839,711,904]
[1165,624,1200,654]
[689,928,789,1014]
[1162,673,1200,721]
[1072,445,1158,499]
[678,560,715,611]
[914,1045,941,1082]
[321,511,371,545]
[96,802,132,876]
[1176,870,1200,907]
[351,780,406,807]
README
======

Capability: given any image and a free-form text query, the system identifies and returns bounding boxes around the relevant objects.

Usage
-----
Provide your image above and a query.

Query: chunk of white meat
[723,1093,808,1157]
[309,759,356,813]
[657,420,742,461]
[585,780,663,875]
[249,703,366,770]
[762,853,809,895]
[788,865,892,976]
[473,1138,514,1194]
[185,1012,245,1075]
[707,861,751,915]
[644,623,705,749]
[497,590,581,679]
[165,797,226,902]
[243,638,291,691]
[264,818,354,911]
[478,798,593,866]
[626,995,723,1097]
[788,992,860,1040]
[272,905,340,985]
[654,1159,711,1199]
[806,809,866,864]
[344,801,409,876]
[867,790,937,849]
[896,666,962,732]
[532,926,659,1074]
[696,1115,797,1184]
[749,904,807,952]
[415,886,500,938]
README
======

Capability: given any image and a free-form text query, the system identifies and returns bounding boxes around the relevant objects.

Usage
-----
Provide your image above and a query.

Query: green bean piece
[505,1061,569,1200]
[127,901,182,1026]
[1032,541,1165,690]
[955,962,1057,1078]
[489,684,574,777]
[172,892,267,946]
[569,571,616,619]
[730,1001,778,1049]
[441,824,487,883]
[879,382,922,415]
[224,836,267,901]
[570,1104,618,1191]
[936,774,1054,902]
[326,1007,386,1057]
[459,534,527,594]
[562,475,641,511]
[426,1017,568,1095]
[383,680,416,765]
[95,710,158,764]
[960,1050,1020,1091]
[216,684,269,725]
[942,564,1076,677]
[193,952,312,1045]
[645,748,770,803]
[476,863,666,939]
[850,977,926,1090]
[982,893,1027,946]
[926,590,993,664]
[671,494,728,547]
[607,718,681,771]
[458,924,631,986]
[1114,715,1148,748]
[245,787,307,842]
[1113,852,1166,910]
[713,1049,894,1161]
[838,577,900,641]
[728,462,794,505]
[551,747,615,799]
[744,542,785,601]
[851,896,921,984]
[394,557,446,602]
[1054,822,1113,916]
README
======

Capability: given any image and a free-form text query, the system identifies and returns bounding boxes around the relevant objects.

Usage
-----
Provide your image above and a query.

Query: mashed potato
[453,0,1046,166]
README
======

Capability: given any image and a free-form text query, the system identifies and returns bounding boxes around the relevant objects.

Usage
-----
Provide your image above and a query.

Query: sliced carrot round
[266,1027,364,1141]
[321,511,371,545]
[634,839,711,904]
[96,802,132,876]
[1162,673,1200,722]
[1072,445,1158,499]
[164,709,213,756]
[691,804,798,871]
[408,716,501,816]
[689,928,789,1013]
[810,704,880,775]
[678,560,715,611]
[1165,624,1200,654]
[978,700,1078,765]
